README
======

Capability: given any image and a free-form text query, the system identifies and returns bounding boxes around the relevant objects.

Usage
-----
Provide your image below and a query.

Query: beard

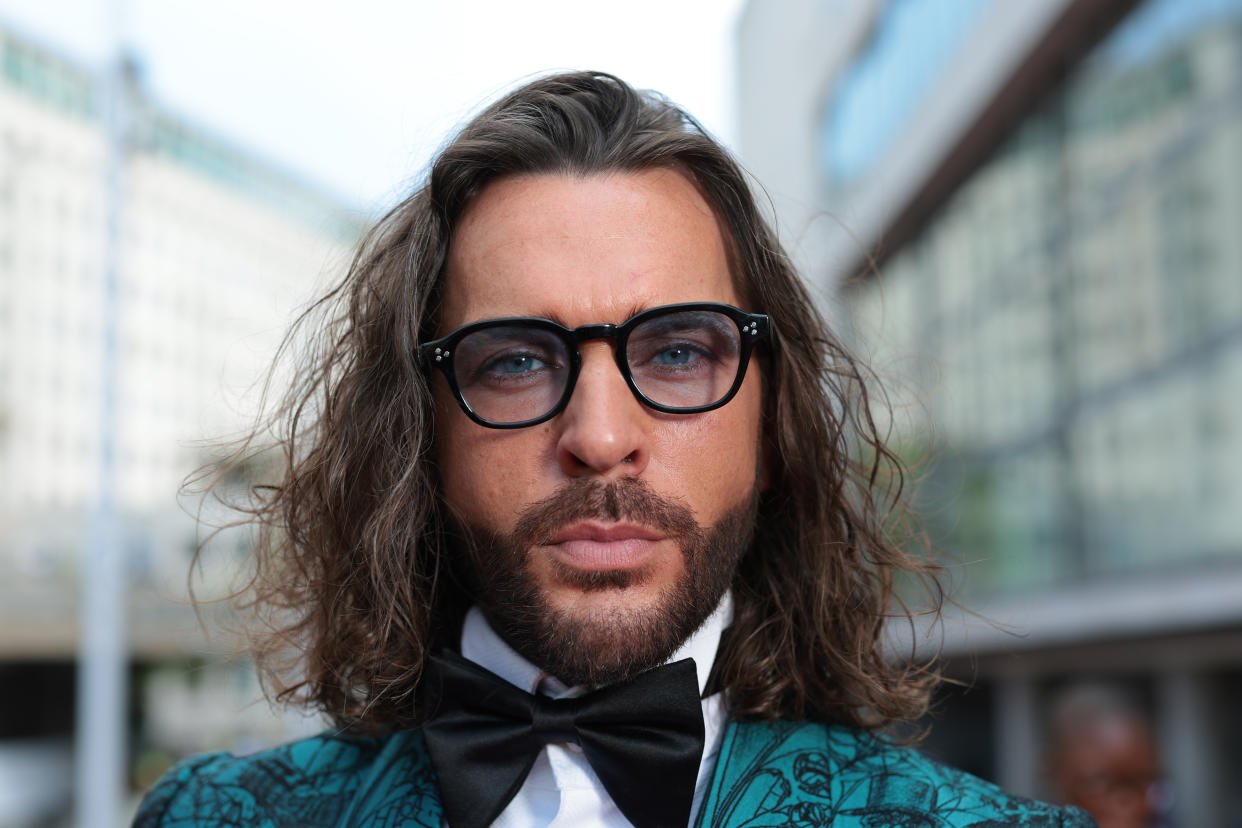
[452,476,759,687]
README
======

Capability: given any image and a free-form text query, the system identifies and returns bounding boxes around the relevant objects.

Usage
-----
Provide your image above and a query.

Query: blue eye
[653,346,696,366]
[493,354,546,374]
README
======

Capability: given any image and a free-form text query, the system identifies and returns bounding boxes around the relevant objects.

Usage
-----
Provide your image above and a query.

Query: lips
[545,522,666,570]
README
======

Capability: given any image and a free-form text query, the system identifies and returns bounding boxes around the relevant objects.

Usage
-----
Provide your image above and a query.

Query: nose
[555,342,650,478]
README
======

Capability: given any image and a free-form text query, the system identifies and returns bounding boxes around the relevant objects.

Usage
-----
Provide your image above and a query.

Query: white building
[0,24,362,817]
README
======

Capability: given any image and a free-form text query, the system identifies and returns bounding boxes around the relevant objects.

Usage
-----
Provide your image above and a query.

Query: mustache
[510,477,704,550]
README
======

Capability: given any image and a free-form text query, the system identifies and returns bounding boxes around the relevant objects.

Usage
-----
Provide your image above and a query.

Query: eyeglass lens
[450,309,743,424]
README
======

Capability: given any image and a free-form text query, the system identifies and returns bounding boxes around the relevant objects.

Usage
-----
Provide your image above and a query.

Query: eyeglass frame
[421,301,772,429]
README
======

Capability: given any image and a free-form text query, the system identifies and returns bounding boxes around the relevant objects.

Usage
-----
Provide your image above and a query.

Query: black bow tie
[420,650,706,828]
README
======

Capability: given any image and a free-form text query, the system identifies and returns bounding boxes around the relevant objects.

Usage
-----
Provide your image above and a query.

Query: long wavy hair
[204,71,942,732]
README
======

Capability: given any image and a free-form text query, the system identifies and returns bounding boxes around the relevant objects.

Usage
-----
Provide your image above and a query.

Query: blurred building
[740,0,1242,824]
[0,21,361,823]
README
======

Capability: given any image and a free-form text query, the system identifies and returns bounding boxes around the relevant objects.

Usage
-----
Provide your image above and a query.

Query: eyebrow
[472,302,653,329]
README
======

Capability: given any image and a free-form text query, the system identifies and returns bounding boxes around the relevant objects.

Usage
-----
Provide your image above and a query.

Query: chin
[460,479,760,686]
[541,555,693,626]
[526,592,692,687]
[484,555,703,686]
[544,570,674,618]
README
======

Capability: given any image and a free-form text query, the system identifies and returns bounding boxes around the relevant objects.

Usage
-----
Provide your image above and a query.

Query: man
[136,72,1093,827]
[1045,683,1165,828]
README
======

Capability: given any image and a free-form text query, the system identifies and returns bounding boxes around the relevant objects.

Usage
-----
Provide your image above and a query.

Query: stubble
[455,476,758,687]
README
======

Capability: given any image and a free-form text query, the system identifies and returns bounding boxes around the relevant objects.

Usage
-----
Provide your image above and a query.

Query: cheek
[655,387,763,518]
[438,448,505,527]
[434,387,495,526]
[436,396,554,530]
[434,371,765,531]
[437,432,506,528]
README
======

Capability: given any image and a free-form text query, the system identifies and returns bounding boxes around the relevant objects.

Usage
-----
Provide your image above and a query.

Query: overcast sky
[0,0,747,214]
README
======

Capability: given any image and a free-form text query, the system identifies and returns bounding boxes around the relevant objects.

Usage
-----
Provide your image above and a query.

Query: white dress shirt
[454,594,733,828]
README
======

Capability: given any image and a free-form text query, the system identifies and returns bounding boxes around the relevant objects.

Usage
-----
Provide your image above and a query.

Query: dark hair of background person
[195,70,944,733]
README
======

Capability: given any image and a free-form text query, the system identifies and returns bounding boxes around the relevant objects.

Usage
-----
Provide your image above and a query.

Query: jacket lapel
[340,729,444,828]
[695,719,811,827]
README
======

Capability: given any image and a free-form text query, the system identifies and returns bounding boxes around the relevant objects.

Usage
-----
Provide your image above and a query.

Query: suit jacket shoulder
[136,719,1094,827]
[132,729,442,828]
[698,719,1097,827]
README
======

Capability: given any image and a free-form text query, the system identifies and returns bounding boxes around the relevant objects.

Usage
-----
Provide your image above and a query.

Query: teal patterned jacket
[134,719,1095,827]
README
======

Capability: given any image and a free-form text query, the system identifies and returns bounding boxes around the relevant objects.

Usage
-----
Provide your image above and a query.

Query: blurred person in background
[1045,682,1166,828]
[132,72,1095,827]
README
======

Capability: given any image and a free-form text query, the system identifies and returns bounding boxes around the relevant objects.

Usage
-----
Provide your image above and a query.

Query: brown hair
[205,71,942,731]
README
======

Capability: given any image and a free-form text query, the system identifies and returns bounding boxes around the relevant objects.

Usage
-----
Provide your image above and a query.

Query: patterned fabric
[696,720,1096,827]
[133,721,1096,827]
[134,730,442,828]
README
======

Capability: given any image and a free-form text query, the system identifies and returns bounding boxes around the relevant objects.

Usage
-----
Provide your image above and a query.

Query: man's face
[433,169,764,685]
[1051,717,1162,828]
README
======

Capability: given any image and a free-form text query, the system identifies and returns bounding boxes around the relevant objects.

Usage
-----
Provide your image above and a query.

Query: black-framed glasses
[422,302,771,429]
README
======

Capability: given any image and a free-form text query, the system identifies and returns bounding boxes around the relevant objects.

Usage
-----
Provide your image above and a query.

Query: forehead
[439,169,739,330]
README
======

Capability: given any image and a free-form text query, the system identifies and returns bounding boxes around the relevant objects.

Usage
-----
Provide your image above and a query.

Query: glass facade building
[847,0,1242,597]
[738,0,1242,822]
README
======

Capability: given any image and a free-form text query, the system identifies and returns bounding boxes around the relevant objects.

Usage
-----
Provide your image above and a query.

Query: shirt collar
[460,592,734,696]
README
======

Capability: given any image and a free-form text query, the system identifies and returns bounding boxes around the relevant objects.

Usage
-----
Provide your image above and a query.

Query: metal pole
[75,1,129,824]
